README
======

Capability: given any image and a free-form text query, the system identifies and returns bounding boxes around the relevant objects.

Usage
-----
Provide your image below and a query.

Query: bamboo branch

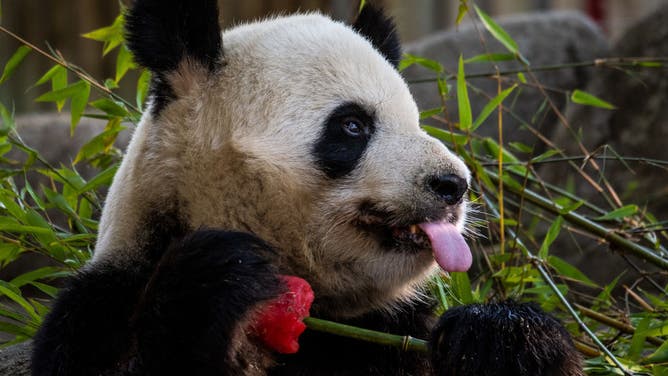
[487,172,668,269]
[407,57,668,85]
[303,317,428,352]
[0,25,141,116]
[574,304,663,346]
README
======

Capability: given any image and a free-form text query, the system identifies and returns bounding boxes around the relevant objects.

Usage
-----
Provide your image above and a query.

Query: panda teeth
[391,225,429,248]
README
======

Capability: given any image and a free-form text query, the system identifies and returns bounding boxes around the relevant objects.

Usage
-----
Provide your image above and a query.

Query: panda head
[95,0,471,318]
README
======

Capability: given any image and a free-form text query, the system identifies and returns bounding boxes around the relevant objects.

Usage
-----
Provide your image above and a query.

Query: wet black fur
[32,230,282,375]
[430,301,583,376]
[353,4,402,68]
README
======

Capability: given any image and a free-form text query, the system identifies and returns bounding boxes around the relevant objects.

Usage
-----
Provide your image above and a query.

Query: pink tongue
[418,222,471,272]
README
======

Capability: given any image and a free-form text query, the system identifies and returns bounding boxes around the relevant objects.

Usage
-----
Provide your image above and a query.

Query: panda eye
[341,117,366,137]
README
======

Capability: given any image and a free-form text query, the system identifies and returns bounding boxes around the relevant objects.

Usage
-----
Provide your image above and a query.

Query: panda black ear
[352,4,402,68]
[125,0,223,74]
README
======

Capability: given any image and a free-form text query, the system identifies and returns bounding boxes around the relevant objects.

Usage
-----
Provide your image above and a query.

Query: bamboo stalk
[303,317,428,353]
[574,340,601,358]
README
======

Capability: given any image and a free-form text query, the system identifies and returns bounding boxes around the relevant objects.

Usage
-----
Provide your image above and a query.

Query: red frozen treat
[251,275,314,354]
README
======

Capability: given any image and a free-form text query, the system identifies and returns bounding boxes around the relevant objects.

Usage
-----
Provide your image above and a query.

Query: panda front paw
[429,300,583,376]
[133,230,285,374]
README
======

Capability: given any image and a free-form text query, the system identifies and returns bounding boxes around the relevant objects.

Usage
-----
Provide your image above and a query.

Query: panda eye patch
[313,102,375,179]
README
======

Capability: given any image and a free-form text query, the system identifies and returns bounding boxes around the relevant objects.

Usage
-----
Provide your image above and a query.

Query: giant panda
[31,1,583,375]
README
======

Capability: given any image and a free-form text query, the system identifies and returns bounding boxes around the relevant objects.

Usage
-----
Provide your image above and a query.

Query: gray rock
[534,3,668,286]
[404,11,609,150]
[546,3,668,218]
[0,341,31,376]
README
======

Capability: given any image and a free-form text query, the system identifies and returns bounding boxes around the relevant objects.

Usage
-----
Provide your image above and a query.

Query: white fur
[94,13,470,318]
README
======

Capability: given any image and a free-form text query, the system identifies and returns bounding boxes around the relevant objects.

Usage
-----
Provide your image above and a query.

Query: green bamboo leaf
[70,81,91,132]
[35,80,85,103]
[0,281,40,322]
[456,55,472,130]
[0,142,10,157]
[421,125,468,146]
[595,205,638,221]
[430,275,449,315]
[456,1,468,25]
[449,272,474,305]
[82,14,124,56]
[115,45,135,83]
[531,149,559,163]
[436,77,449,97]
[508,142,533,153]
[474,5,527,64]
[464,53,515,64]
[419,107,443,120]
[74,121,124,164]
[42,187,77,219]
[136,69,151,110]
[30,282,59,299]
[539,216,564,259]
[0,243,22,267]
[570,89,616,110]
[0,222,53,235]
[643,339,668,364]
[629,316,651,360]
[358,0,366,13]
[0,322,35,337]
[0,101,15,136]
[0,306,25,323]
[0,46,31,84]
[0,189,25,220]
[90,98,128,117]
[638,322,668,338]
[516,72,527,83]
[471,84,516,130]
[78,164,118,193]
[104,78,119,90]
[34,65,65,87]
[399,54,443,73]
[10,267,67,288]
[35,65,68,111]
[558,200,585,215]
[547,256,596,287]
[30,299,51,318]
[78,195,94,222]
[637,61,662,68]
[482,138,525,176]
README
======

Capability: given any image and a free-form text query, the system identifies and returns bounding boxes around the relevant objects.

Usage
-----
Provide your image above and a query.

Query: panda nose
[427,174,468,205]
